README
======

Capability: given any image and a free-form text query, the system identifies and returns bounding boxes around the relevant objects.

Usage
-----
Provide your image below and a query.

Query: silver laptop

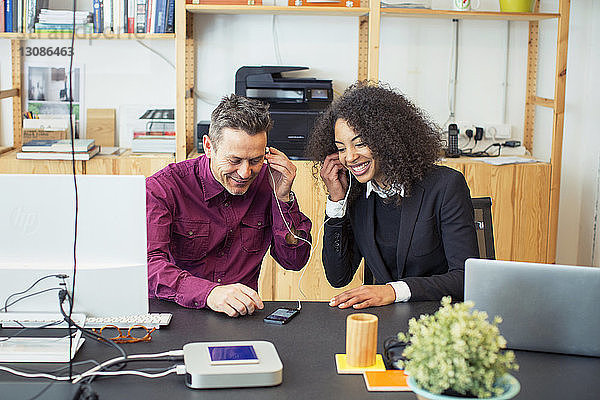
[465,258,600,357]
[0,174,148,317]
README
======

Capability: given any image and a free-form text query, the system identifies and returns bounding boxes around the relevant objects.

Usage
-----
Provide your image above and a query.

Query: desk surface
[2,300,600,399]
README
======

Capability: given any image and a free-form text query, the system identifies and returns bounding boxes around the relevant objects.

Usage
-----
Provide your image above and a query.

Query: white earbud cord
[267,164,351,310]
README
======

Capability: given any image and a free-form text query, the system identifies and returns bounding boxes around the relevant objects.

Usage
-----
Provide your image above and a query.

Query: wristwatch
[285,191,296,206]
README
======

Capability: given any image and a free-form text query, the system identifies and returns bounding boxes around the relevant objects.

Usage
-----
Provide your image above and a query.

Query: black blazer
[322,166,479,301]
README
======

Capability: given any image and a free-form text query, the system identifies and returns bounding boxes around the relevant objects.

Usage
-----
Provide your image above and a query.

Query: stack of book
[131,132,175,153]
[34,9,94,33]
[131,108,175,153]
[17,139,100,160]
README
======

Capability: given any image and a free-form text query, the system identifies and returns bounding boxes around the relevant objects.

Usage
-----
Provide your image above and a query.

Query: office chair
[471,196,495,260]
[362,196,496,284]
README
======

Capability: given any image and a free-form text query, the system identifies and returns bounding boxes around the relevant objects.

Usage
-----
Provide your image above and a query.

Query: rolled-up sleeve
[146,176,218,309]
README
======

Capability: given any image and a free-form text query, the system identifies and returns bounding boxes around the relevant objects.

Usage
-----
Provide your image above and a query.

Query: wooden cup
[346,313,378,367]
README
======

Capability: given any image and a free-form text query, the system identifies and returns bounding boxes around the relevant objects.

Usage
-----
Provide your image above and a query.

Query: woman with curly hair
[305,82,478,309]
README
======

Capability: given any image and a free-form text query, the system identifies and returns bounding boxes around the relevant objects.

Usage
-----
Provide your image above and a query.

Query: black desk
[2,300,600,399]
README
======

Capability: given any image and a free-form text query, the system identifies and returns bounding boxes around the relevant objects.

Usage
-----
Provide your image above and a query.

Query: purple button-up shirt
[146,155,312,309]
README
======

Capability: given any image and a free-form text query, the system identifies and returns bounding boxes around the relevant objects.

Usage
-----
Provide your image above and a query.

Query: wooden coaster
[335,353,386,374]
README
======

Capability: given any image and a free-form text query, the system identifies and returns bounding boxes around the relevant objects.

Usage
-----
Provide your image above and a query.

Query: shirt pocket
[410,215,442,257]
[240,213,271,253]
[171,220,210,261]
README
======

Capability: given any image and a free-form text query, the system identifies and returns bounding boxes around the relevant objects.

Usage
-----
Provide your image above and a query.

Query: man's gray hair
[208,94,273,148]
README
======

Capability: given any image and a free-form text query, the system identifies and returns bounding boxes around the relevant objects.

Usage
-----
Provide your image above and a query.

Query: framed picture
[25,64,85,137]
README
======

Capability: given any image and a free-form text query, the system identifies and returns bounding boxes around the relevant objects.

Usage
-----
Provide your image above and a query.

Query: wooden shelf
[186,5,370,16]
[0,146,13,155]
[0,33,175,40]
[0,89,19,100]
[381,8,560,21]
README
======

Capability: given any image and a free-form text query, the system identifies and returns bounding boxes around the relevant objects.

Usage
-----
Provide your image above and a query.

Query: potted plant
[398,297,520,399]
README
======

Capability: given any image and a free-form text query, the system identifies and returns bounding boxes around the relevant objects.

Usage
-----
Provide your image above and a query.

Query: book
[93,0,102,33]
[135,0,147,33]
[22,139,95,153]
[0,0,4,33]
[5,0,13,32]
[154,0,166,33]
[165,0,174,33]
[131,136,175,153]
[17,146,100,161]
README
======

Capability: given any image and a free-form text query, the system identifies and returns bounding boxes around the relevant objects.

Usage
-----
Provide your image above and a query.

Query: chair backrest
[471,196,495,260]
[362,196,496,284]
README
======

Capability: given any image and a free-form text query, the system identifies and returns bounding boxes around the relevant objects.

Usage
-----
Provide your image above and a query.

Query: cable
[67,0,78,380]
[2,274,68,312]
[0,365,72,381]
[79,366,178,380]
[136,39,175,69]
[266,164,312,310]
[0,365,178,382]
[272,15,283,65]
[459,143,502,158]
[58,291,128,361]
[2,287,64,311]
[72,350,184,384]
[135,39,220,106]
[443,19,459,129]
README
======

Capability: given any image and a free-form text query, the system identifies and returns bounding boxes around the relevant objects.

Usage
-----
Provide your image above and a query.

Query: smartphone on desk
[263,307,299,325]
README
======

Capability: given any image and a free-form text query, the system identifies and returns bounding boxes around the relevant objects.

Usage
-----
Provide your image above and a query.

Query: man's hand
[265,147,296,202]
[320,153,349,202]
[206,283,264,317]
[329,285,396,309]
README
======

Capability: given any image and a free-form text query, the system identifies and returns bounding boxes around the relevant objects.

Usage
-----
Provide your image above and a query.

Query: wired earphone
[266,148,352,311]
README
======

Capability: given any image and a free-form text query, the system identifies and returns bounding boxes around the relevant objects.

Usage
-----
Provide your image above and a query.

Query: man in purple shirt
[146,95,312,317]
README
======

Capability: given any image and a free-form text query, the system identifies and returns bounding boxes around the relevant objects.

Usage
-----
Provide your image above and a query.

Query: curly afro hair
[305,81,442,205]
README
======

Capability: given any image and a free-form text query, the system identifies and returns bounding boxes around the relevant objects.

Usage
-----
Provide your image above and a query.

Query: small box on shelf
[22,117,69,145]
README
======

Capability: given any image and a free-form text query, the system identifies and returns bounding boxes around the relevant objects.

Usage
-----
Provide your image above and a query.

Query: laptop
[0,174,148,318]
[465,258,600,357]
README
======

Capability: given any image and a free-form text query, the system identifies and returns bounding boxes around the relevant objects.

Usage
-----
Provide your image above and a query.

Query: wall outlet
[456,121,475,138]
[485,123,511,139]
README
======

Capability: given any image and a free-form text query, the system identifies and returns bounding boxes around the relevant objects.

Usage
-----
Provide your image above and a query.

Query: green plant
[398,297,518,398]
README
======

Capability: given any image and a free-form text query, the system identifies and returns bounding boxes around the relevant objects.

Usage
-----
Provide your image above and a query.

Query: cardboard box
[86,109,116,147]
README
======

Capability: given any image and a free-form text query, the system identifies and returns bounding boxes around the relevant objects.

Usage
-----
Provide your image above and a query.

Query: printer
[235,66,333,159]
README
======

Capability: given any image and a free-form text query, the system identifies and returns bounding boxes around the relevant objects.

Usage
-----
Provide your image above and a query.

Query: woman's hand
[329,285,396,309]
[320,153,349,202]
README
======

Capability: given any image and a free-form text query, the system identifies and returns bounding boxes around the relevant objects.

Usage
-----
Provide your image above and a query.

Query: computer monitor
[0,174,148,317]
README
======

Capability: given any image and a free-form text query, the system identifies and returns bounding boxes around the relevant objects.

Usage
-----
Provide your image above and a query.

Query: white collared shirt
[325,181,411,302]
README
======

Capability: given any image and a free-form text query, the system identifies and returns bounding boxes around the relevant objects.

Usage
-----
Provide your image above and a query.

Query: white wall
[558,0,600,266]
[1,0,598,266]
[1,39,175,148]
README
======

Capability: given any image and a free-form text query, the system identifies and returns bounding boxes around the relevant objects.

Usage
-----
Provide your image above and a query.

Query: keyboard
[0,312,86,329]
[0,312,172,330]
[84,313,172,329]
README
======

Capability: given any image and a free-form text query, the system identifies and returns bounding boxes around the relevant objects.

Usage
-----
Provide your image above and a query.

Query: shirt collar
[199,155,226,201]
[366,180,404,199]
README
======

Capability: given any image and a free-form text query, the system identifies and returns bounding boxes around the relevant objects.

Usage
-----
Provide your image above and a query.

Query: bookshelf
[0,33,175,39]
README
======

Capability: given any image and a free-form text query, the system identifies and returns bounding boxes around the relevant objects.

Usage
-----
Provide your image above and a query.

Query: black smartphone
[263,307,300,325]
